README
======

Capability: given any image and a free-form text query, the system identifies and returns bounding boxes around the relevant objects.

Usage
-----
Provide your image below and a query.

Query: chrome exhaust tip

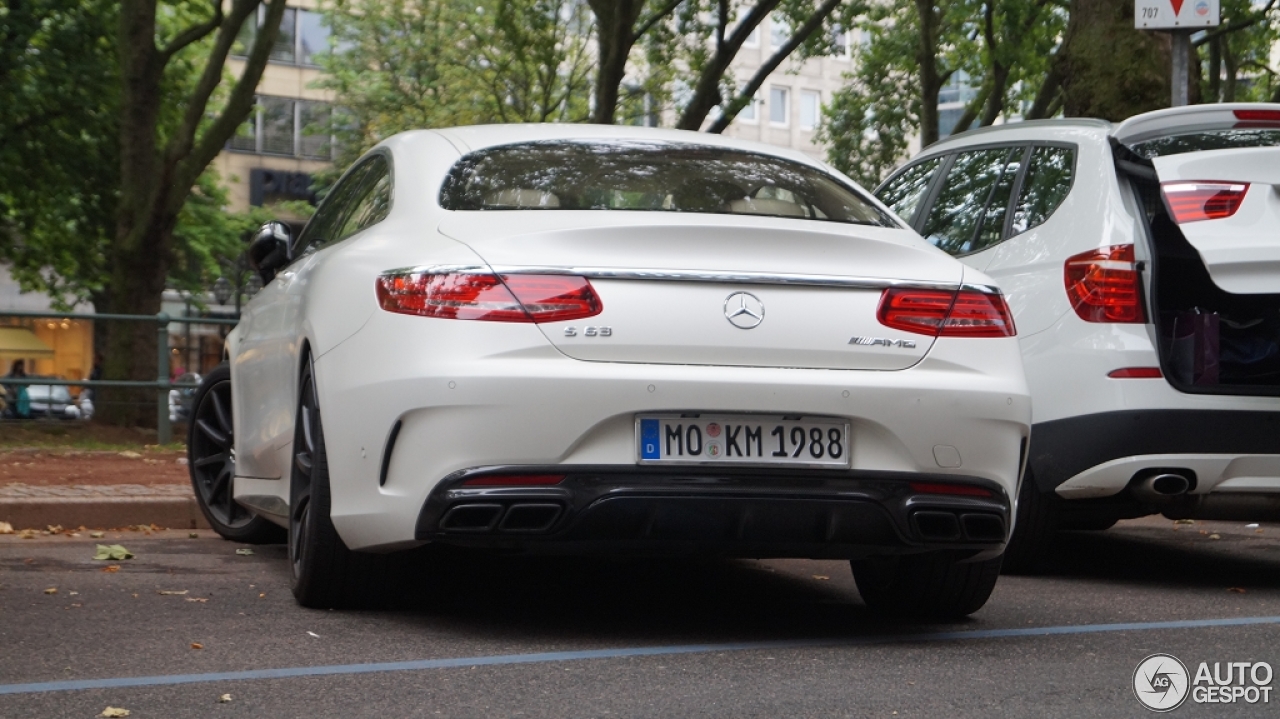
[1130,470,1194,503]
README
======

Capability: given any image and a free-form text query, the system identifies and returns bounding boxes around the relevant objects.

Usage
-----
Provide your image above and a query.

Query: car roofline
[917,118,1115,156]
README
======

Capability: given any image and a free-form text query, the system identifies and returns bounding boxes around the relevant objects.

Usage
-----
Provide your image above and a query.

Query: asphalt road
[3,517,1280,718]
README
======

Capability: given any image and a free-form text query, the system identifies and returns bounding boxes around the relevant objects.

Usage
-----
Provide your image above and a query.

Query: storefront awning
[0,327,54,358]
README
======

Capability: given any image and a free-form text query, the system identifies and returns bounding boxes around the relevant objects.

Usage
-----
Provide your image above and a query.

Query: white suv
[875,104,1280,571]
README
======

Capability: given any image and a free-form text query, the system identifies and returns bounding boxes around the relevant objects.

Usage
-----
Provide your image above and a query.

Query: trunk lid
[1115,103,1280,294]
[438,212,963,370]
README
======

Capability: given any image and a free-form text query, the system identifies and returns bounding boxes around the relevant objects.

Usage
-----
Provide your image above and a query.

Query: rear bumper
[1029,409,1280,497]
[415,465,1010,559]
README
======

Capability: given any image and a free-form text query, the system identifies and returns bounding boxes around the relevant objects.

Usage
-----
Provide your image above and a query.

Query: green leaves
[317,0,593,165]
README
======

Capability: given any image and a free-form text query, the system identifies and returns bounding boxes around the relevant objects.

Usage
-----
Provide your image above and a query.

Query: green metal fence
[0,310,238,444]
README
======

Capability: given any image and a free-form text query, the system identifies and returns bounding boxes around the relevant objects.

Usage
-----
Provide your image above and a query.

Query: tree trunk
[100,0,284,427]
[587,0,645,124]
[915,0,942,146]
[1059,0,1168,120]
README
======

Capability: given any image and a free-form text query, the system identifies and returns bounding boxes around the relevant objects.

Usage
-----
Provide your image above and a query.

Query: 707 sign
[1135,0,1220,28]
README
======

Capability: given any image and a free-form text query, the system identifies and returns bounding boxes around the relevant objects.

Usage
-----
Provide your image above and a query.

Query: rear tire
[1000,470,1059,574]
[188,363,285,544]
[851,551,1002,619]
[289,356,388,609]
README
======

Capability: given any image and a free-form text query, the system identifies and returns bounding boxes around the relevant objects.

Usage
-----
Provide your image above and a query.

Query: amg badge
[849,336,917,349]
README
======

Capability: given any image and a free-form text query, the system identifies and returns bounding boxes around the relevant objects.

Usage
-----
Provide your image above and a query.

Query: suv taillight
[878,288,1016,338]
[1063,245,1145,323]
[376,271,602,323]
[1161,182,1248,223]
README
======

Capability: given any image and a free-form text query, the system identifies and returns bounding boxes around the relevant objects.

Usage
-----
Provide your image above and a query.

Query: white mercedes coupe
[187,124,1031,617]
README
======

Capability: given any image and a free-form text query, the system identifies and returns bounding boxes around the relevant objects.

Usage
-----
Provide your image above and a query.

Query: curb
[0,497,211,530]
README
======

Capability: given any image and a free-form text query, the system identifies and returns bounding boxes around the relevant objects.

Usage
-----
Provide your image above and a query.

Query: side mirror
[247,221,293,284]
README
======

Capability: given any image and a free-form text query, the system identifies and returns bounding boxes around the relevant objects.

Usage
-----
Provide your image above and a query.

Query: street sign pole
[1171,29,1190,106]
[1135,0,1219,107]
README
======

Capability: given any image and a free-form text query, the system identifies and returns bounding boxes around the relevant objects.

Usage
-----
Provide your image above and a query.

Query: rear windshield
[1128,128,1280,158]
[438,140,897,227]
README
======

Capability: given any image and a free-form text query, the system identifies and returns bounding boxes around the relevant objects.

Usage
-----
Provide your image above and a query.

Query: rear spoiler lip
[1112,102,1280,146]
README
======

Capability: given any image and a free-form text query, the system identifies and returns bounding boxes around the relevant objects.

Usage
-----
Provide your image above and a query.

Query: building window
[737,92,760,123]
[743,22,760,47]
[230,95,336,159]
[233,6,330,68]
[799,91,820,131]
[770,16,787,49]
[831,27,850,59]
[769,87,789,126]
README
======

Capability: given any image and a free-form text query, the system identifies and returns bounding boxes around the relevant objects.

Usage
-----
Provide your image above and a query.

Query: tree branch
[631,0,683,43]
[675,0,784,130]
[169,0,287,211]
[1193,0,1278,47]
[706,0,844,133]
[159,0,224,62]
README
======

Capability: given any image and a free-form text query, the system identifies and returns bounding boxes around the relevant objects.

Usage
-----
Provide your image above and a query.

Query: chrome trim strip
[380,264,987,293]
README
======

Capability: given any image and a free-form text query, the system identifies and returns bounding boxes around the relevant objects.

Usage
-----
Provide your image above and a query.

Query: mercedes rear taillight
[877,288,1016,338]
[376,271,602,322]
[1063,245,1145,323]
[1161,182,1248,223]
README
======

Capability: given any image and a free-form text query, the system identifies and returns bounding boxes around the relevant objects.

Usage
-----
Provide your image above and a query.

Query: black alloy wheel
[289,355,386,608]
[188,364,284,543]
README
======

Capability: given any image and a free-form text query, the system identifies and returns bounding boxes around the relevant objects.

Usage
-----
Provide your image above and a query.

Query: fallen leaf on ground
[190,642,203,649]
[43,587,57,594]
[258,593,265,598]
[218,694,232,703]
[158,590,188,596]
[46,524,62,533]
[1174,519,1195,525]
[189,532,198,539]
[90,531,105,538]
[812,575,830,580]
[307,631,320,638]
[0,521,12,534]
[118,451,142,459]
[1228,587,1247,593]
[94,544,134,560]
[235,548,254,556]
[101,565,120,573]
[100,707,131,717]
[186,597,209,603]
[1209,534,1222,540]
[18,529,37,539]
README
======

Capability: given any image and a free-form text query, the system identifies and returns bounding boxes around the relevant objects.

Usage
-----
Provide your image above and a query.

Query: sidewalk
[0,482,209,530]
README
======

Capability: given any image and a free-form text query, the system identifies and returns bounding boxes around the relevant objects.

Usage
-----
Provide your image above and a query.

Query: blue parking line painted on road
[3,615,1280,695]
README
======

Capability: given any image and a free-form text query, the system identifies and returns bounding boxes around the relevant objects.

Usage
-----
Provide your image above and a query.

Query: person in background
[3,359,30,419]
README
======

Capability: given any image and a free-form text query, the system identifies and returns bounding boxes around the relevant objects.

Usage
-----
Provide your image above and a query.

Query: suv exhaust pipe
[1130,470,1194,503]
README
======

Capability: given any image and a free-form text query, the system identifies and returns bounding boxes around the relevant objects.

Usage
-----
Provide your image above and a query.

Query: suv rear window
[439,141,897,227]
[1128,128,1280,158]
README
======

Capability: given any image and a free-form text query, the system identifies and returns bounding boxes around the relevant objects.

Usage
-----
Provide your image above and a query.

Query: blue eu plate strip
[640,418,661,459]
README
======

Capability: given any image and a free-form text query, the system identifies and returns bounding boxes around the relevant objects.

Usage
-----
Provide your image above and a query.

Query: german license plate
[636,414,850,467]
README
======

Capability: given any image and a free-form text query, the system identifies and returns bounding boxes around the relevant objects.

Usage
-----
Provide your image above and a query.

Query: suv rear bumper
[1030,409,1280,496]
[415,465,1010,559]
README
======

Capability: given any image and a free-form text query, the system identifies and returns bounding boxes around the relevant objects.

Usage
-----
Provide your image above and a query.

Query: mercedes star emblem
[724,291,765,329]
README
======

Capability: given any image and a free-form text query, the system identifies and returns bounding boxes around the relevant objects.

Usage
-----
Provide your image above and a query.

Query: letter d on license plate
[636,414,850,468]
